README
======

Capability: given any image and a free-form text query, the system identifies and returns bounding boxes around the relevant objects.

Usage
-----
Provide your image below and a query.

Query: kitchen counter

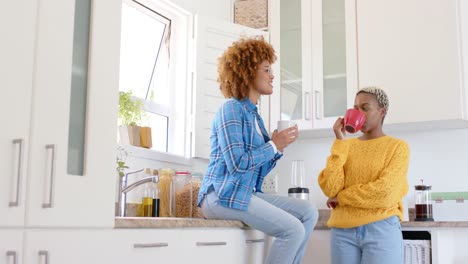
[115,209,468,229]
[115,217,248,229]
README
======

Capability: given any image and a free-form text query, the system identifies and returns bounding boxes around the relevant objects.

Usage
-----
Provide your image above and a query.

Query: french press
[414,179,434,221]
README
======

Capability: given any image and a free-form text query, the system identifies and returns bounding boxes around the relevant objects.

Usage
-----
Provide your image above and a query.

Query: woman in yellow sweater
[318,87,409,264]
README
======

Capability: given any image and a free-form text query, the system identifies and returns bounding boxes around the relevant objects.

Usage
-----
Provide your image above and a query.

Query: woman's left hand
[326,197,338,209]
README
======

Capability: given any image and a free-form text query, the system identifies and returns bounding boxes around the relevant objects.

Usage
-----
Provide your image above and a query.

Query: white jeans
[200,189,319,264]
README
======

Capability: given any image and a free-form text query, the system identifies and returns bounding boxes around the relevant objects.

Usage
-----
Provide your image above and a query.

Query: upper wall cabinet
[0,1,36,227]
[269,0,358,132]
[0,0,121,228]
[356,0,467,128]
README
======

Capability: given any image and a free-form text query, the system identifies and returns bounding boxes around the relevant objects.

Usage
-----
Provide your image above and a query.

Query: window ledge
[120,144,192,166]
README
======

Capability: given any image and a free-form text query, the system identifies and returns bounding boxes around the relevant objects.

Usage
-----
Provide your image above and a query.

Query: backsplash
[270,127,468,209]
[121,128,468,210]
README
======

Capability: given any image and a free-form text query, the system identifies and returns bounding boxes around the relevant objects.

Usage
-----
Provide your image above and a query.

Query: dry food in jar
[158,168,174,217]
[190,173,204,218]
[173,171,192,218]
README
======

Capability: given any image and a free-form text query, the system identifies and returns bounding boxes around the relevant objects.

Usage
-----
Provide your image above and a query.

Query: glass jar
[159,168,174,217]
[173,171,192,218]
[414,179,434,221]
[191,172,204,218]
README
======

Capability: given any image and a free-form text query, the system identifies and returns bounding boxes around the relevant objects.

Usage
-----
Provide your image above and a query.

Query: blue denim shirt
[197,98,283,211]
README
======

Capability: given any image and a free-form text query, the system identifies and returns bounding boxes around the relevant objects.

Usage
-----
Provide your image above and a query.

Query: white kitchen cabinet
[24,0,119,228]
[303,229,331,264]
[182,229,244,264]
[0,230,24,264]
[357,0,468,128]
[23,229,116,264]
[1,0,121,228]
[110,229,182,263]
[110,228,267,264]
[269,0,358,132]
[0,1,36,227]
[243,229,268,263]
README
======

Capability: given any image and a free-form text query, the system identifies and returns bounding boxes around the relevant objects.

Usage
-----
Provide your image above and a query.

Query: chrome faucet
[117,168,159,217]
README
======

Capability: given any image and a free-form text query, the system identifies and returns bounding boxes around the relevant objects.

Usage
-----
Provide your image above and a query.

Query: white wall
[271,128,468,209]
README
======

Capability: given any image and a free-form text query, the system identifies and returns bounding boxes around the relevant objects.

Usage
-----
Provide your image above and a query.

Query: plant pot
[118,125,141,147]
[140,127,152,149]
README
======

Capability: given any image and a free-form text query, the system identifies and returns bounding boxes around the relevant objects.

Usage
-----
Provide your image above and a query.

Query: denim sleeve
[216,101,276,175]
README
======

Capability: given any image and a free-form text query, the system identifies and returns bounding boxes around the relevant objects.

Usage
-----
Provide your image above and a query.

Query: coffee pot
[288,160,309,200]
[414,179,434,221]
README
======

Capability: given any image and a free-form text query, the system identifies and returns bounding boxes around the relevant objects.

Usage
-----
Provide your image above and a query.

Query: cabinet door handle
[246,238,265,243]
[304,92,311,120]
[196,241,227,246]
[6,251,17,264]
[133,243,169,248]
[42,144,56,208]
[10,139,23,207]
[38,250,49,264]
[314,90,322,120]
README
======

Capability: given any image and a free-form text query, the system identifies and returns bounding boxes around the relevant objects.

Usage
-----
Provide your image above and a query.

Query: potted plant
[118,91,152,147]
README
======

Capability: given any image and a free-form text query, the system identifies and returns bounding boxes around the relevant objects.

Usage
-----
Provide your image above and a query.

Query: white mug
[277,120,296,132]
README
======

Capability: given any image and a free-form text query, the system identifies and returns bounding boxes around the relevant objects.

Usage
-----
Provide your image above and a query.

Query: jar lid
[415,179,431,190]
[175,171,191,176]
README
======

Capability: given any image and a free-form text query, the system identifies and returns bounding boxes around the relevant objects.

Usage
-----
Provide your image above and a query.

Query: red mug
[343,109,366,133]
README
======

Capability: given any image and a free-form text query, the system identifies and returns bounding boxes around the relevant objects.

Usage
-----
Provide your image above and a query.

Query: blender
[414,179,434,221]
[288,160,309,200]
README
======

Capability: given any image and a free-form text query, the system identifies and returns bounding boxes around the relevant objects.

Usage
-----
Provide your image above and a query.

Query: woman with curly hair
[197,36,318,264]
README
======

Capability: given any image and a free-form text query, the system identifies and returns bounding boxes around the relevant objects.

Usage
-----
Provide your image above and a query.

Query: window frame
[120,0,193,161]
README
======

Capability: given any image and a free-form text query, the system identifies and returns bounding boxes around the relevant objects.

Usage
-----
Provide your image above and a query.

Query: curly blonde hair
[357,86,389,111]
[218,36,276,99]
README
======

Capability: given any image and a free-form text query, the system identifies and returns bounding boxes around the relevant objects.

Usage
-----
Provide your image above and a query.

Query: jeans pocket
[382,216,401,228]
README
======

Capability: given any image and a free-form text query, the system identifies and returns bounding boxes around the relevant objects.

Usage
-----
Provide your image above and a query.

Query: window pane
[148,42,170,105]
[147,112,168,152]
[119,3,167,99]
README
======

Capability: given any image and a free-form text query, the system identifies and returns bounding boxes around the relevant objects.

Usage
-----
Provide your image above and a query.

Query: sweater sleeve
[318,139,349,198]
[337,141,410,209]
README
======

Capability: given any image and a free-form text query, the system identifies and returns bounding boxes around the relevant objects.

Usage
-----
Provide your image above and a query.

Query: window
[119,0,191,157]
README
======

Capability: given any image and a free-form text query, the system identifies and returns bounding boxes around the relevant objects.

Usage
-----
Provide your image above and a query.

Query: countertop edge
[114,217,468,229]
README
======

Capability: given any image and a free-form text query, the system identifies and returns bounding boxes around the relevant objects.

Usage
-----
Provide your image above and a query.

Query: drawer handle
[314,90,322,120]
[305,92,311,120]
[196,241,227,246]
[39,250,49,264]
[133,243,169,248]
[10,139,23,207]
[42,144,56,208]
[6,251,17,264]
[246,239,265,243]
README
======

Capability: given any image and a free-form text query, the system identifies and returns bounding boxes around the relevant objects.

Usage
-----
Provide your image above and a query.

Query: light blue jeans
[200,189,319,264]
[330,216,404,264]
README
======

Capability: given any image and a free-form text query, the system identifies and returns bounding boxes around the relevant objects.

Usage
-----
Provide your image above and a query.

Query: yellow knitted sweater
[318,136,410,228]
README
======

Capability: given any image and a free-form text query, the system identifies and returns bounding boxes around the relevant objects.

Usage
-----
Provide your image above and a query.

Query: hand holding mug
[327,197,338,209]
[333,117,346,140]
[272,122,298,152]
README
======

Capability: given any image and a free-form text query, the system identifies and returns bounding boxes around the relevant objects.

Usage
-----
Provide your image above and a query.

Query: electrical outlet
[262,174,278,193]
